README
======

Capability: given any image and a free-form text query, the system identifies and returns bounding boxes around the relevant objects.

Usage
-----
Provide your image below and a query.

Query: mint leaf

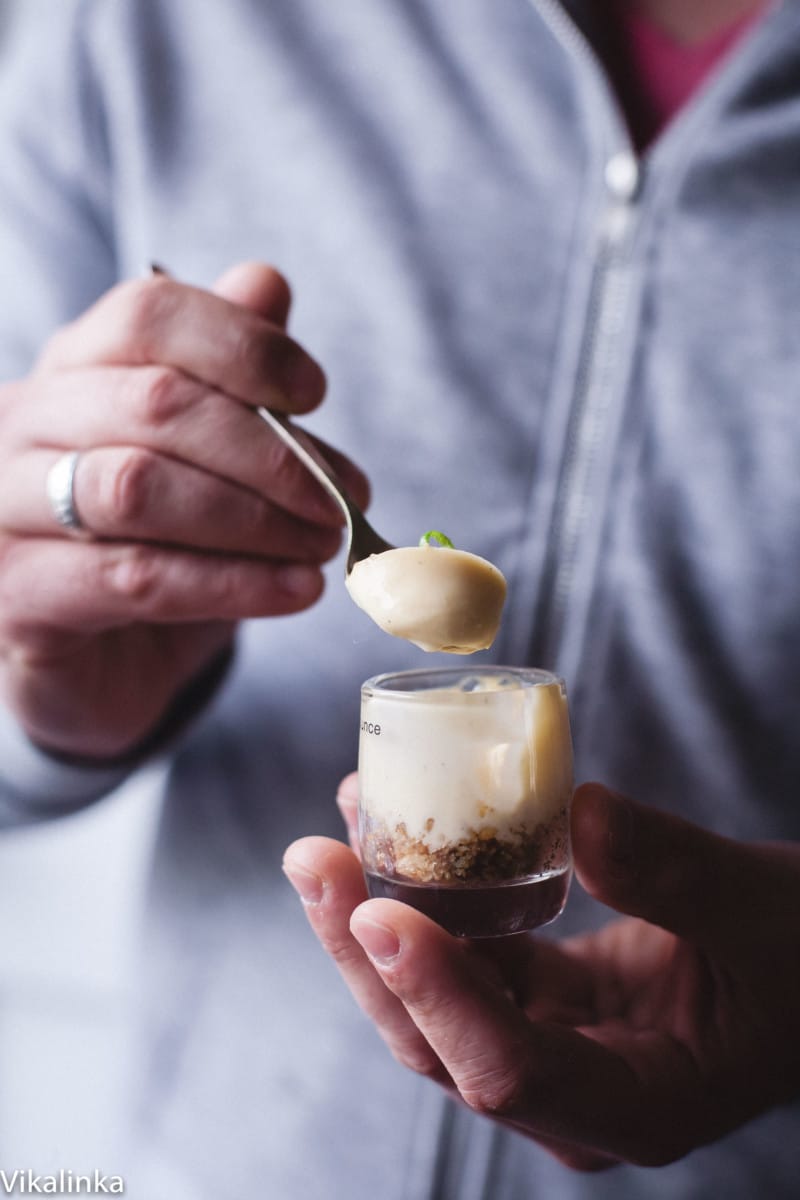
[419,530,455,549]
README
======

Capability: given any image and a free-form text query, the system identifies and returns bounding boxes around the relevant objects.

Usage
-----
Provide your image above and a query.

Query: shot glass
[358,666,573,938]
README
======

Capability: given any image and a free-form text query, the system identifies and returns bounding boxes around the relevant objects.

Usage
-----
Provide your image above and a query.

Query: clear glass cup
[358,666,573,938]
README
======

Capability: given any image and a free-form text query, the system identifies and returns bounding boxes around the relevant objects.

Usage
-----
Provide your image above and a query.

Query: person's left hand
[283,777,800,1171]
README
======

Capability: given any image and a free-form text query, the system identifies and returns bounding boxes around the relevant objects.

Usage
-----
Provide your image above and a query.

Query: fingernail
[282,860,324,906]
[351,916,401,965]
[607,794,635,865]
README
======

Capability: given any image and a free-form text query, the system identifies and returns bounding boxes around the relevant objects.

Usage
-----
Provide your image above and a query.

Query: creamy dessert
[346,536,507,653]
[358,668,573,935]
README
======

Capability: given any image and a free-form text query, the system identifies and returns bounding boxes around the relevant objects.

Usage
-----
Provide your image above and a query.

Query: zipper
[531,170,641,671]
[524,0,644,674]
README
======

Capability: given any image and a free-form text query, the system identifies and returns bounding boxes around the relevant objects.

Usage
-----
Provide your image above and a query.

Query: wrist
[24,641,235,769]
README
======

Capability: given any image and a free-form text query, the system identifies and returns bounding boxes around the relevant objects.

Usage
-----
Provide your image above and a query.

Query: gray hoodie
[0,1,798,1195]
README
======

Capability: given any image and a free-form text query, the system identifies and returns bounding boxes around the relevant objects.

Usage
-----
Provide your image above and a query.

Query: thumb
[212,260,292,327]
[571,783,779,955]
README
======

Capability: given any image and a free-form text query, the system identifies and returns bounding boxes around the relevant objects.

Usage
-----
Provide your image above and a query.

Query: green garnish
[419,530,455,549]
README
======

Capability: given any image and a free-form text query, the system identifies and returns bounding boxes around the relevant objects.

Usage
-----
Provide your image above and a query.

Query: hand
[284,779,800,1171]
[0,263,369,759]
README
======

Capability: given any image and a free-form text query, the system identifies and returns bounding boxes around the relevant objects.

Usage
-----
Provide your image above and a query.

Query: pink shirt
[602,3,768,149]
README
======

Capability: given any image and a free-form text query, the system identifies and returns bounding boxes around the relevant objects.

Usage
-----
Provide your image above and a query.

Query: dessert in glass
[358,666,573,938]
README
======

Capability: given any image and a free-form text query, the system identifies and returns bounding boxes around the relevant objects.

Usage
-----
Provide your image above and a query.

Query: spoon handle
[255,407,392,571]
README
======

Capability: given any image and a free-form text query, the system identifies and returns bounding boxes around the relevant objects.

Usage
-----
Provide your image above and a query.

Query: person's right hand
[0,262,369,760]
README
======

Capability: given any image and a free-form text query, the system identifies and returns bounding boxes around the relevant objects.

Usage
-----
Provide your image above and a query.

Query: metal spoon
[254,406,393,573]
[149,264,392,573]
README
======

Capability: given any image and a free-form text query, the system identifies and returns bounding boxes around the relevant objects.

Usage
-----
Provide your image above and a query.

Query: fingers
[3,447,342,562]
[283,837,446,1080]
[286,807,720,1166]
[336,772,360,854]
[571,783,793,956]
[286,825,618,1171]
[36,272,326,416]
[17,264,371,549]
[9,366,370,526]
[347,897,652,1156]
[211,261,292,326]
[284,829,621,1170]
[0,536,324,633]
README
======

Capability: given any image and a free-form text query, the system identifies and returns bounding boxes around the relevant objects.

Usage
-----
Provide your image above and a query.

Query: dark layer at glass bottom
[364,867,570,938]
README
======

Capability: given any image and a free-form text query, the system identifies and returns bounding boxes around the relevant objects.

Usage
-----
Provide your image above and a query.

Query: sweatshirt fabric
[0,1,798,1196]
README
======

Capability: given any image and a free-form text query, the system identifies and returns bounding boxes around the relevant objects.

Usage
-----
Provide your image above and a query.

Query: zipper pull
[605,151,640,201]
[602,152,641,242]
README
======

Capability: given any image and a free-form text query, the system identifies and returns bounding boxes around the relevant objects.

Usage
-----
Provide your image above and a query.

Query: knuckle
[135,365,194,427]
[233,492,274,545]
[113,277,176,355]
[459,1062,528,1118]
[321,932,361,970]
[104,448,158,527]
[105,545,160,605]
[206,560,245,610]
[196,557,269,617]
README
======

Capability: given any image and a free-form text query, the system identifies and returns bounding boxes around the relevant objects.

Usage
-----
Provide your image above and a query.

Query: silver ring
[46,450,87,535]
